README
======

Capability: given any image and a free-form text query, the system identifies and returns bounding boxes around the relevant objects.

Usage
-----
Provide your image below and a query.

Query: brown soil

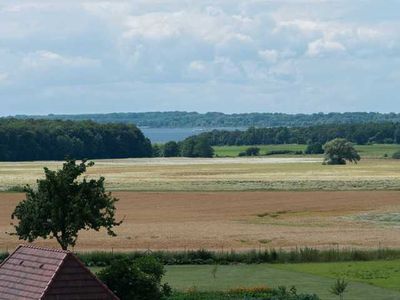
[2,191,400,251]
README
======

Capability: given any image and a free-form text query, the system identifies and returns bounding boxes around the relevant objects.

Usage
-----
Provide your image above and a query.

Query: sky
[0,0,400,115]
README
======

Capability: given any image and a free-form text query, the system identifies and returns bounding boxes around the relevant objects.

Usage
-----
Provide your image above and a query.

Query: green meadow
[162,261,400,300]
[213,144,400,159]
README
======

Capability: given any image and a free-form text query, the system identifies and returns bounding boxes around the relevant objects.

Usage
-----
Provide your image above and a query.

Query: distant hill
[13,111,400,128]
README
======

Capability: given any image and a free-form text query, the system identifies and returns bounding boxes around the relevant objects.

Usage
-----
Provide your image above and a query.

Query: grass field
[163,263,400,300]
[275,260,400,292]
[2,191,400,251]
[213,144,400,158]
[2,157,400,191]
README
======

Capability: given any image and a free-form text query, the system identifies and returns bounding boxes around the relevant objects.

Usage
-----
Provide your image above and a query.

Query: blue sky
[0,0,399,115]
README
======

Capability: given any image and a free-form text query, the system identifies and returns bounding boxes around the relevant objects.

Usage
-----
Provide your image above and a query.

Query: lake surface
[141,127,245,143]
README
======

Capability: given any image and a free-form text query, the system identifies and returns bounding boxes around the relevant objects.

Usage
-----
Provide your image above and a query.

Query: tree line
[0,118,152,161]
[192,122,400,146]
[15,111,400,128]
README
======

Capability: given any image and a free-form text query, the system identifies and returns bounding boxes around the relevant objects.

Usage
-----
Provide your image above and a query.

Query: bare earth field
[1,157,400,191]
[2,191,400,251]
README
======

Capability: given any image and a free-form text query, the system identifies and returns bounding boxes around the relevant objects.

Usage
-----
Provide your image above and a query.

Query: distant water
[140,127,245,143]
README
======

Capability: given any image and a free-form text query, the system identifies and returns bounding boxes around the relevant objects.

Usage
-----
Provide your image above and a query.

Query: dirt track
[1,191,400,251]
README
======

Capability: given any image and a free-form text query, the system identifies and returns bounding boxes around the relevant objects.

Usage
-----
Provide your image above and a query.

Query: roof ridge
[19,244,70,254]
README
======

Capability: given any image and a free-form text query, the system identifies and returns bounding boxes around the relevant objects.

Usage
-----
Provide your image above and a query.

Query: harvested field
[1,158,400,191]
[2,191,400,251]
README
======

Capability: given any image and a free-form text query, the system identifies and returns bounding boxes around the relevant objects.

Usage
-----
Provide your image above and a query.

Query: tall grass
[76,247,400,267]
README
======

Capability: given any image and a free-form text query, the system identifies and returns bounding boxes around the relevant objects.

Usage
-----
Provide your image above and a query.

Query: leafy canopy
[323,138,361,165]
[11,159,121,250]
[98,256,171,300]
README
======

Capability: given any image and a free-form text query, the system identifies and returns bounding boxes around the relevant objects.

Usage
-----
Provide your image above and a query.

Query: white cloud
[258,49,279,63]
[0,0,400,114]
[307,39,346,57]
[22,51,100,69]
[189,61,206,72]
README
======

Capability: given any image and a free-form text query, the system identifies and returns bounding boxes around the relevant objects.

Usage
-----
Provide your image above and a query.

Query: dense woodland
[0,119,152,161]
[191,122,400,146]
[15,112,400,128]
[2,118,400,161]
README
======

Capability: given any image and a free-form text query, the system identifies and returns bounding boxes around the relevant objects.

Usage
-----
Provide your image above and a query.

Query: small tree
[330,278,348,300]
[163,141,180,157]
[192,137,214,158]
[98,256,171,300]
[11,159,121,250]
[245,147,260,156]
[323,138,360,165]
[305,142,324,154]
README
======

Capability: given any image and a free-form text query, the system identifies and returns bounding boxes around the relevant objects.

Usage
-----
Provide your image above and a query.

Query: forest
[190,122,400,146]
[15,111,400,128]
[0,119,152,161]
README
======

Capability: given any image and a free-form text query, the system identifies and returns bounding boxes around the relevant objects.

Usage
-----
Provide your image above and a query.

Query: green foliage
[98,256,171,300]
[265,150,303,156]
[163,141,181,157]
[247,146,260,156]
[180,137,214,158]
[77,248,400,267]
[152,144,162,157]
[5,185,26,193]
[305,143,324,154]
[0,118,152,161]
[392,150,400,159]
[19,111,400,128]
[168,286,320,300]
[239,147,260,156]
[323,139,361,165]
[11,159,121,250]
[330,279,348,300]
[194,122,400,146]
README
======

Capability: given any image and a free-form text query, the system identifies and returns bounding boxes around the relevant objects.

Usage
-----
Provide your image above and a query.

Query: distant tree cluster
[16,111,400,128]
[0,119,152,161]
[152,137,214,158]
[193,122,400,146]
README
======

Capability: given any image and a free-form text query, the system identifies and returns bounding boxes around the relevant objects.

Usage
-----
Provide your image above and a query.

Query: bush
[392,151,400,159]
[265,150,303,156]
[168,286,320,300]
[163,141,180,157]
[305,143,324,154]
[98,256,171,300]
[77,247,400,267]
[246,147,261,156]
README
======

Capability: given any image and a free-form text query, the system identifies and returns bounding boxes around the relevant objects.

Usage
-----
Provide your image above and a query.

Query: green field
[275,260,400,292]
[213,144,400,158]
[163,262,400,300]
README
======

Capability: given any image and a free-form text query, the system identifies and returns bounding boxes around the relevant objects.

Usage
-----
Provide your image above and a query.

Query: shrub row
[169,286,320,300]
[1,247,398,267]
[75,247,400,267]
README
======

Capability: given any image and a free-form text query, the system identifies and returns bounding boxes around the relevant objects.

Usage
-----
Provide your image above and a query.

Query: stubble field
[1,157,400,191]
[2,190,400,251]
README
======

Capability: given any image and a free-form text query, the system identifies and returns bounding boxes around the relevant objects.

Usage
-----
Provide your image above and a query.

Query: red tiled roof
[0,245,119,300]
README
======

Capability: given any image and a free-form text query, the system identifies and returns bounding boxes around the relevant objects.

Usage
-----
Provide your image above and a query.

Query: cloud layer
[1,0,399,115]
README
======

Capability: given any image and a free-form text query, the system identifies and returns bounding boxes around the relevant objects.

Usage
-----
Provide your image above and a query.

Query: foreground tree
[98,256,171,300]
[11,159,121,250]
[323,138,360,165]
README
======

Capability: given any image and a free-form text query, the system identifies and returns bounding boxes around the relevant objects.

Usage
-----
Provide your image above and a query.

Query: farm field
[163,262,400,300]
[213,143,400,158]
[2,191,400,251]
[2,157,400,191]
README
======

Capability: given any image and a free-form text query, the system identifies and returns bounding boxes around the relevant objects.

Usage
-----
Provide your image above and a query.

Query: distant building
[0,245,119,300]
